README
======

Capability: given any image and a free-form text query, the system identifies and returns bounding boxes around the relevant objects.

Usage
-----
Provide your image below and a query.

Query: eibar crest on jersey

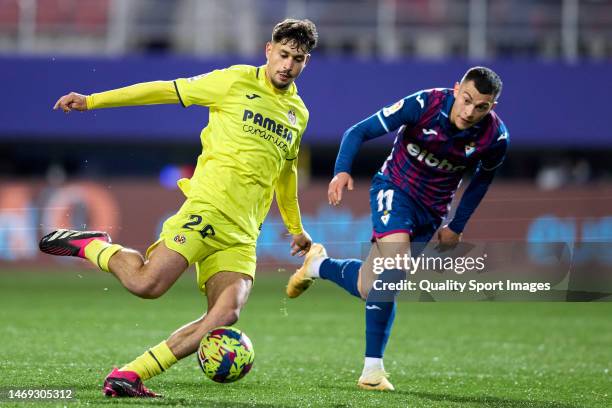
[464,143,476,157]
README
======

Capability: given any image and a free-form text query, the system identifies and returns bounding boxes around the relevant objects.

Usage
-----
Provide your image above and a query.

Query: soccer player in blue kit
[286,67,509,390]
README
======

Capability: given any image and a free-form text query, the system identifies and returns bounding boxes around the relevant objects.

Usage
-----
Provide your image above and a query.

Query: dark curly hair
[272,19,318,53]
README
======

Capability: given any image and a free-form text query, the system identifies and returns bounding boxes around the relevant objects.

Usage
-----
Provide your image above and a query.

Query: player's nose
[283,58,295,71]
[464,105,475,118]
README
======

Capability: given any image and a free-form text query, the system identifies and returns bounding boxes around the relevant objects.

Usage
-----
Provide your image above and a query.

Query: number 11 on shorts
[376,189,394,212]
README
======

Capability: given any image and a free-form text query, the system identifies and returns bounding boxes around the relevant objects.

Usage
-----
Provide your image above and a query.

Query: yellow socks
[83,239,122,272]
[121,341,178,381]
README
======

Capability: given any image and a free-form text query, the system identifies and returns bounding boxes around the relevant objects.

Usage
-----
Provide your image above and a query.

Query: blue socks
[364,269,403,358]
[319,258,403,359]
[319,258,361,298]
[365,300,396,358]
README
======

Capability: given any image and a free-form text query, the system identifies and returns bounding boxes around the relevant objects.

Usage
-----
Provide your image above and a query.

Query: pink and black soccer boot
[39,229,111,258]
[102,368,160,398]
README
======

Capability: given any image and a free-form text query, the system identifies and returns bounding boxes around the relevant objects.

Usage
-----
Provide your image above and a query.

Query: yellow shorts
[146,199,256,292]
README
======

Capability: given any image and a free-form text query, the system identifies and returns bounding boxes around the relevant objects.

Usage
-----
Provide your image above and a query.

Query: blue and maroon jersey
[376,88,507,218]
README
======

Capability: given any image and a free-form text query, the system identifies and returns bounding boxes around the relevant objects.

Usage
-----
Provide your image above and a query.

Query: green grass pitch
[1,270,610,407]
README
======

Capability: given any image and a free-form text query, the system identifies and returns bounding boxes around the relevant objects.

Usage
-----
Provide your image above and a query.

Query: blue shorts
[369,174,440,250]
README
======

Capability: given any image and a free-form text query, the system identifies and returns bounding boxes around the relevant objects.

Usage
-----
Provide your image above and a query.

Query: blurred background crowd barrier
[1,0,611,60]
[1,0,611,270]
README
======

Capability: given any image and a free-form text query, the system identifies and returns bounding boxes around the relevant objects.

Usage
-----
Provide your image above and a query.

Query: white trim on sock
[309,257,325,278]
[363,357,384,375]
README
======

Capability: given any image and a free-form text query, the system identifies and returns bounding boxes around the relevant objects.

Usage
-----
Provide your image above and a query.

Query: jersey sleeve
[86,81,179,109]
[333,90,428,175]
[275,157,303,234]
[376,90,428,133]
[173,66,240,108]
[480,121,510,171]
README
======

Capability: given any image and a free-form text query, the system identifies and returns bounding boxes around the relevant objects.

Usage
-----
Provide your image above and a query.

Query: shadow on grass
[63,380,585,408]
[401,389,581,408]
[67,384,291,408]
[315,383,582,408]
[95,399,287,407]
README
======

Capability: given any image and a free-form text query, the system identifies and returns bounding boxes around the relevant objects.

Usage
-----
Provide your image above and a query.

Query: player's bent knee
[218,308,241,326]
[367,268,406,302]
[357,277,370,300]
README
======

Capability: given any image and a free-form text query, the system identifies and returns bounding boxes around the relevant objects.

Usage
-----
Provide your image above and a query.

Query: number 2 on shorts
[182,214,216,239]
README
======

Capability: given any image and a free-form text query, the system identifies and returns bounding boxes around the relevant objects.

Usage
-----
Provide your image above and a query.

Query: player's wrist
[446,221,463,235]
[289,226,304,236]
[333,170,350,177]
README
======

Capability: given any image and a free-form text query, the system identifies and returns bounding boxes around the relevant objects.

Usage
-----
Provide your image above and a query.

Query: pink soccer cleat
[102,368,160,398]
[39,229,110,258]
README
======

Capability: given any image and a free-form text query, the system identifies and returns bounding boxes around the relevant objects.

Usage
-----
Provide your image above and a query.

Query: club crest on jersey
[381,212,390,225]
[382,99,404,117]
[287,110,296,125]
[464,143,476,157]
[174,234,186,244]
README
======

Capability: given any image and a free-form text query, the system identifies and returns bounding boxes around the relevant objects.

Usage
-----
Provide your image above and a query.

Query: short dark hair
[462,66,503,100]
[272,18,318,54]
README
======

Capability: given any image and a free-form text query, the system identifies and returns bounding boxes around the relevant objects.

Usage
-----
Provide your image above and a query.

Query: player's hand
[53,92,88,113]
[328,172,354,206]
[435,225,462,251]
[290,230,312,257]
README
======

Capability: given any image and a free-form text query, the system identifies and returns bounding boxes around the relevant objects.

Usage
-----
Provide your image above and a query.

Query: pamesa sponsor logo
[242,109,294,143]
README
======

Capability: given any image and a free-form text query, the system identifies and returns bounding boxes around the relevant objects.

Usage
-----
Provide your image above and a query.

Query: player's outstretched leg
[40,229,188,299]
[287,243,363,299]
[39,228,122,271]
[103,271,252,398]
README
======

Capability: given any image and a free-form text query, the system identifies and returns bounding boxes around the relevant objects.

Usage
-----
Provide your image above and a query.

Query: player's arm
[276,157,312,256]
[329,91,427,205]
[441,127,510,247]
[54,81,180,112]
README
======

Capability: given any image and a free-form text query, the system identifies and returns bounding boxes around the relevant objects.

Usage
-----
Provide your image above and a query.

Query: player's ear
[265,42,273,60]
[453,81,460,97]
[304,53,311,66]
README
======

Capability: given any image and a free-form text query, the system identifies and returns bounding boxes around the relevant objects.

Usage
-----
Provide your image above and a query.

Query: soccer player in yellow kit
[39,19,318,398]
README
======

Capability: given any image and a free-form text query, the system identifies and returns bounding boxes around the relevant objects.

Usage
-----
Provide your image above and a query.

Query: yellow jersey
[173,65,308,241]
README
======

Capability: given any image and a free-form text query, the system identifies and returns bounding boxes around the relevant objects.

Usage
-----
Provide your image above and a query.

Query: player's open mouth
[278,73,291,81]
